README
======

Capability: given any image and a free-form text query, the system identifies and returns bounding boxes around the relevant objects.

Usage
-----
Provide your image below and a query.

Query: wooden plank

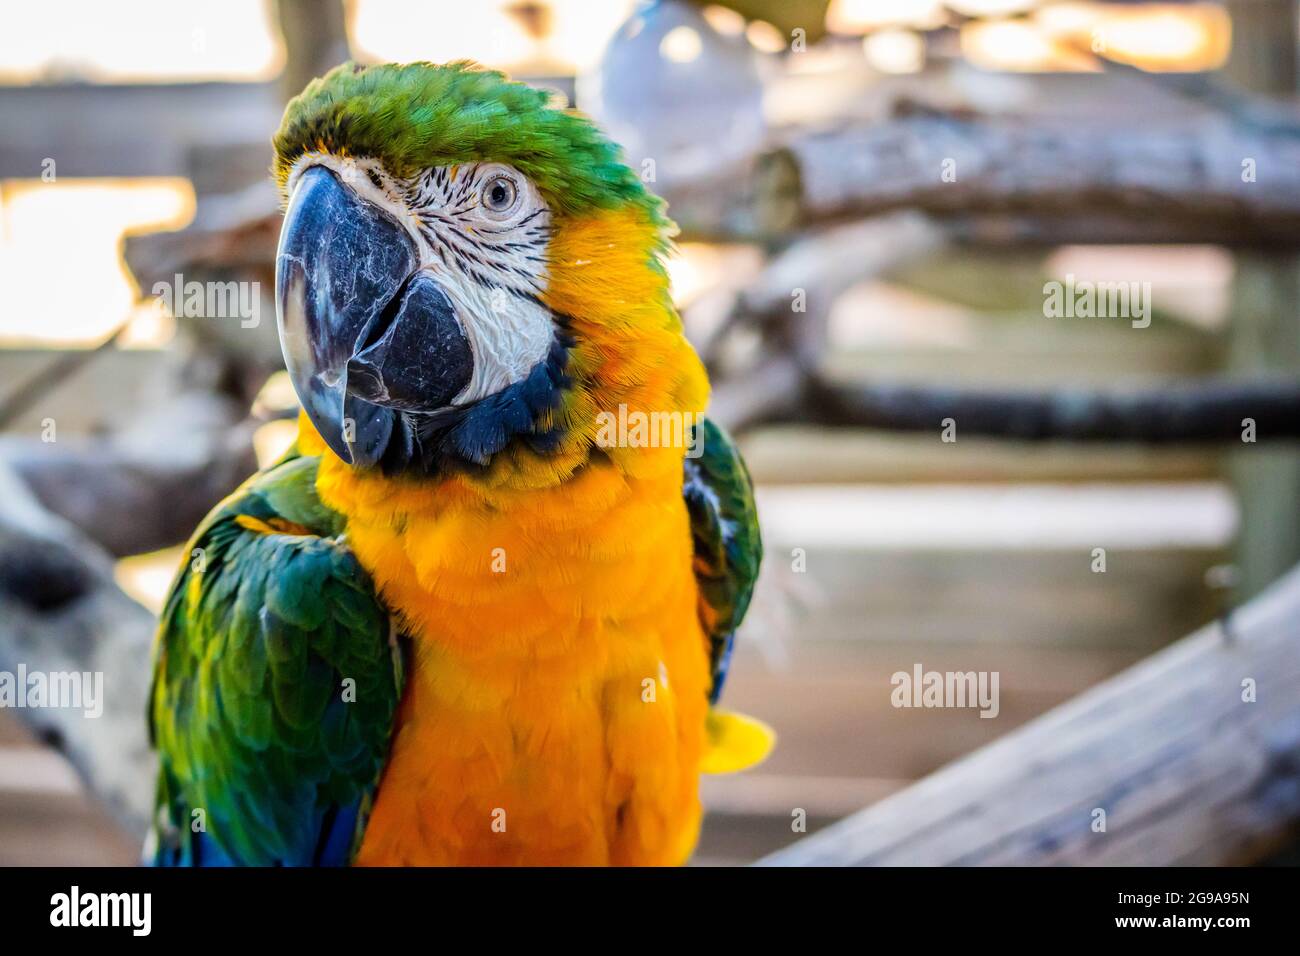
[0,712,138,866]
[0,710,34,747]
[693,639,1143,863]
[0,790,139,866]
[749,547,1228,651]
[741,429,1223,484]
[822,344,1221,387]
[718,640,1144,781]
[757,563,1300,866]
[702,774,906,820]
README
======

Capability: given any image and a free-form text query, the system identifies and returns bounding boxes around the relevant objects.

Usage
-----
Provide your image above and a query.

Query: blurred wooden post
[1227,257,1300,600]
[758,563,1300,867]
[1223,0,1300,600]
[1224,0,1297,96]
[275,0,351,104]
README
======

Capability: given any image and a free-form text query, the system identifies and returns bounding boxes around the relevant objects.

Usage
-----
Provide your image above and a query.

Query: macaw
[147,61,770,866]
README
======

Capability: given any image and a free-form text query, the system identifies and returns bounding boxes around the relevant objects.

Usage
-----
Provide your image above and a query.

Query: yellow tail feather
[700,710,776,775]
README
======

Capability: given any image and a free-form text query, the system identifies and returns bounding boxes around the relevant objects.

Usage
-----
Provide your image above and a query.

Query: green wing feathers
[148,451,402,866]
[683,418,763,704]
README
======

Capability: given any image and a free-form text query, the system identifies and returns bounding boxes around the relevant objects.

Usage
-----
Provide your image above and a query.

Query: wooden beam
[0,391,259,557]
[757,563,1300,866]
[801,375,1300,443]
[664,107,1300,245]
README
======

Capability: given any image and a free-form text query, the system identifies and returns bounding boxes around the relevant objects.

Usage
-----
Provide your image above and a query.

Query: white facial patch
[287,153,555,406]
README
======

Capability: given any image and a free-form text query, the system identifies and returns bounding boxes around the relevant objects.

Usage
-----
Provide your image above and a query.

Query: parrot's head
[272,60,705,485]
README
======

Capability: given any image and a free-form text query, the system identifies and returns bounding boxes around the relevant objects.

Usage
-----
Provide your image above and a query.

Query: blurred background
[0,0,1297,866]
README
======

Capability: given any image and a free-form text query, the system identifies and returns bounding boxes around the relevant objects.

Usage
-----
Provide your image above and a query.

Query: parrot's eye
[482,175,519,217]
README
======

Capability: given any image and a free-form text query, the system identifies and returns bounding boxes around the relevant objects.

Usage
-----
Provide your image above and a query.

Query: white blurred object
[946,0,1036,16]
[827,0,946,33]
[577,0,765,180]
[961,17,1100,73]
[757,483,1238,551]
[863,28,926,74]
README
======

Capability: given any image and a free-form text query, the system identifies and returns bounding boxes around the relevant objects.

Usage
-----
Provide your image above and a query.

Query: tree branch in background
[664,106,1300,245]
[0,321,130,431]
[0,392,258,557]
[799,375,1300,443]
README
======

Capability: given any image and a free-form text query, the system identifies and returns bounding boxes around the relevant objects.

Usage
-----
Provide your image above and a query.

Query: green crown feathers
[273,60,666,227]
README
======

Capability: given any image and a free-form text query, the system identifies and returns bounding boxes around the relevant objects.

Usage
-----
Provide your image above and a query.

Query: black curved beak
[275,166,473,467]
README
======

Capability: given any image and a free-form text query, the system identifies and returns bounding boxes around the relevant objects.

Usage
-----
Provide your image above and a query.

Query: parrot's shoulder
[148,445,403,866]
[188,444,346,543]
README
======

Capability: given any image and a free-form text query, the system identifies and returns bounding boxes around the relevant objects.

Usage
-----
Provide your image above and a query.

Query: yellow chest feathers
[310,441,710,864]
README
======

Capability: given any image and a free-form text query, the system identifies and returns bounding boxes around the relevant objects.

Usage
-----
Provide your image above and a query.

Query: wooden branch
[799,375,1300,443]
[0,322,130,430]
[663,108,1300,244]
[708,355,806,433]
[122,182,280,285]
[790,109,1300,235]
[704,213,946,429]
[758,562,1300,866]
[0,463,154,838]
[695,213,945,371]
[741,213,944,319]
[0,392,258,557]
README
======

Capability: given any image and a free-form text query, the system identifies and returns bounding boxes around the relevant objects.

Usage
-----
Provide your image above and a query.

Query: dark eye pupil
[487,179,514,210]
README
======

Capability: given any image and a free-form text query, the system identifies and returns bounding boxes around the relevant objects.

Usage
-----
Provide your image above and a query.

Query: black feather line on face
[449,164,483,207]
[400,163,550,301]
